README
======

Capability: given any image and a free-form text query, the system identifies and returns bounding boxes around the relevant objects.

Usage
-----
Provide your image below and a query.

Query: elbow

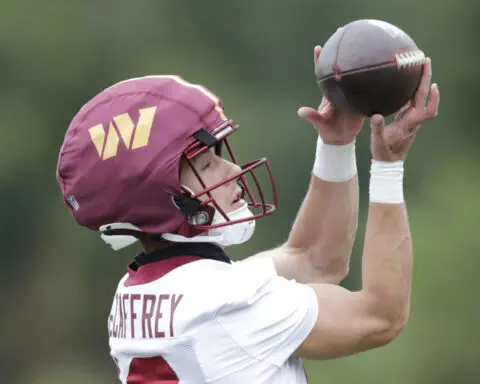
[376,312,410,346]
[322,239,355,284]
[390,311,410,339]
[384,319,408,345]
[327,264,350,285]
[310,261,349,285]
[309,246,352,284]
[364,294,410,348]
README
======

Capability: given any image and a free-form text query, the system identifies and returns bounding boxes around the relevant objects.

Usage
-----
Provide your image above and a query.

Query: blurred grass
[1,1,478,383]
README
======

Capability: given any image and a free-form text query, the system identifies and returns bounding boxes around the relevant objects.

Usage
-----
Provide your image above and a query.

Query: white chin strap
[99,205,256,250]
[162,204,256,247]
[99,223,142,251]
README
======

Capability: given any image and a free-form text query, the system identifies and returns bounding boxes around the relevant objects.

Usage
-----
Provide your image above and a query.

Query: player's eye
[202,161,212,171]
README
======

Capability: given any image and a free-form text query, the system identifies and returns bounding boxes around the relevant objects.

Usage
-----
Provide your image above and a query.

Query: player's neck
[139,234,171,254]
[140,233,225,254]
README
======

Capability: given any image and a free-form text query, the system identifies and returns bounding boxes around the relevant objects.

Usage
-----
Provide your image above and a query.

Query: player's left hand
[369,57,440,162]
[298,45,365,145]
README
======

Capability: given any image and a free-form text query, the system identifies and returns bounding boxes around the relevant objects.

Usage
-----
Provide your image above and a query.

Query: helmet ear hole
[175,186,204,215]
[172,193,202,216]
[172,194,213,227]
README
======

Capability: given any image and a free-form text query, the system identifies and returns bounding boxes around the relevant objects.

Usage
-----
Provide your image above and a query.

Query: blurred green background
[1,0,478,383]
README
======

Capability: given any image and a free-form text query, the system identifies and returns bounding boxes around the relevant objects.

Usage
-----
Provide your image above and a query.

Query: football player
[56,46,439,383]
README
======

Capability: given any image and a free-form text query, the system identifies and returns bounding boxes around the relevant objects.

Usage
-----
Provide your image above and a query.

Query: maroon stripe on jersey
[127,356,178,383]
[124,255,202,287]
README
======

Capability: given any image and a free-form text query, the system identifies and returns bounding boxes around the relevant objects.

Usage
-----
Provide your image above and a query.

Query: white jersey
[108,243,318,383]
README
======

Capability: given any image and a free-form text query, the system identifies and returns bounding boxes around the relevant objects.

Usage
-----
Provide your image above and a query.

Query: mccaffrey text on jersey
[108,293,184,339]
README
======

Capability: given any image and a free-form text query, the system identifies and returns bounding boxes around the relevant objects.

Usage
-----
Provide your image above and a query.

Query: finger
[410,124,421,136]
[314,45,322,68]
[298,106,327,125]
[413,57,432,107]
[394,101,412,122]
[318,96,329,111]
[405,123,421,137]
[370,114,386,138]
[425,83,440,118]
[319,100,335,119]
[392,133,417,158]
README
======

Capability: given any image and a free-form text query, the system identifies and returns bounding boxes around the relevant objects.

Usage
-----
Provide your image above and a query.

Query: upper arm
[295,284,402,360]
[218,259,401,364]
[214,258,319,367]
[246,244,347,284]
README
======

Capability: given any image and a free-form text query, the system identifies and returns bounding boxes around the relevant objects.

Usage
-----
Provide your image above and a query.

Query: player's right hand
[369,58,440,162]
[298,46,365,146]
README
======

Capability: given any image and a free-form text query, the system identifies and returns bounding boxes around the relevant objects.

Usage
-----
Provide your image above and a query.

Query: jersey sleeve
[214,257,318,367]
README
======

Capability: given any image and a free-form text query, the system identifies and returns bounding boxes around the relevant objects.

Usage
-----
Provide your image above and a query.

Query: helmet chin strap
[162,204,256,247]
[100,232,139,251]
[159,232,224,244]
[99,205,255,250]
[99,222,142,251]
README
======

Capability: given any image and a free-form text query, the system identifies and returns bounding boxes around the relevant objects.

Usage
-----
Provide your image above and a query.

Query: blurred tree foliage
[0,0,478,383]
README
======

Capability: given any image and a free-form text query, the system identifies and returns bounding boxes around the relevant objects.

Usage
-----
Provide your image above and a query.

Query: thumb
[370,114,385,138]
[319,101,335,119]
[369,114,390,161]
[297,107,327,125]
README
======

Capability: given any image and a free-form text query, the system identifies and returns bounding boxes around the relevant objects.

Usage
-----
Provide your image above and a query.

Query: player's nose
[225,159,241,178]
[219,158,242,188]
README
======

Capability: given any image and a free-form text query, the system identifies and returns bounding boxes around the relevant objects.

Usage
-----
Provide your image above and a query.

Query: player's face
[180,148,245,214]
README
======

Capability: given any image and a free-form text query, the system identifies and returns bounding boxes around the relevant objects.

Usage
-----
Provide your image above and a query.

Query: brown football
[316,19,425,117]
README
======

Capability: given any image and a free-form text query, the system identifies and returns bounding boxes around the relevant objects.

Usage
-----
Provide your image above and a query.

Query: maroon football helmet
[56,75,277,248]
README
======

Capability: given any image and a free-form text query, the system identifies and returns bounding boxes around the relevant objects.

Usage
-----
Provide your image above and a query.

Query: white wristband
[369,160,404,204]
[312,136,357,182]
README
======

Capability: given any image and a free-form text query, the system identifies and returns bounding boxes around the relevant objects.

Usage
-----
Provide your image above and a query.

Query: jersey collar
[131,242,231,271]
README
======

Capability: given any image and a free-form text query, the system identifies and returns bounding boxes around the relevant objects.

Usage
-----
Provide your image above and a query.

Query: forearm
[287,175,358,279]
[362,161,412,327]
[363,204,412,321]
[286,136,358,282]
